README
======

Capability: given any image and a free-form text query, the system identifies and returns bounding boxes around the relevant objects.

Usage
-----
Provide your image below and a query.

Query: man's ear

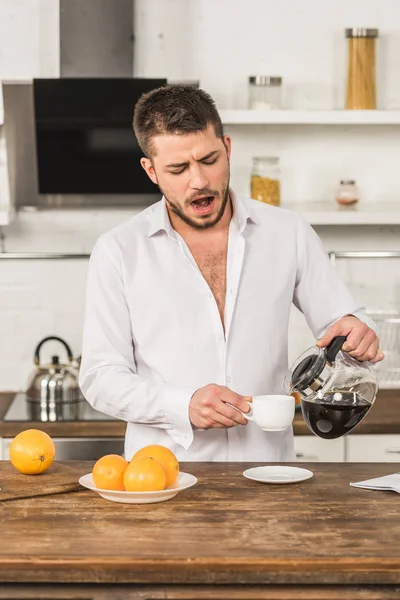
[223,135,232,159]
[140,157,158,185]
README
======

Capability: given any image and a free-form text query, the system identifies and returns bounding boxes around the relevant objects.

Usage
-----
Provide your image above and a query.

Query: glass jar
[248,76,282,110]
[336,180,359,205]
[251,157,281,206]
[345,28,379,109]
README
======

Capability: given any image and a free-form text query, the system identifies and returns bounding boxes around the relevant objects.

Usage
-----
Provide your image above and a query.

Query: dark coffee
[301,393,371,439]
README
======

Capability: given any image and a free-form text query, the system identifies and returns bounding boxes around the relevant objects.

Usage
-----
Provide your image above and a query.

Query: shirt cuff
[346,310,379,336]
[163,385,197,450]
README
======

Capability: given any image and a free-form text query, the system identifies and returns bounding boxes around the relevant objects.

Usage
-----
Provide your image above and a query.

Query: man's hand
[189,384,251,429]
[317,315,384,363]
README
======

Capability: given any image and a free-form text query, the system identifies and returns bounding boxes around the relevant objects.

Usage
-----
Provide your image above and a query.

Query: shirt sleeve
[79,236,196,450]
[292,214,378,339]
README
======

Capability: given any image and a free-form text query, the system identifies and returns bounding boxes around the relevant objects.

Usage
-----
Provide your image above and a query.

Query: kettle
[25,336,83,422]
[285,335,378,439]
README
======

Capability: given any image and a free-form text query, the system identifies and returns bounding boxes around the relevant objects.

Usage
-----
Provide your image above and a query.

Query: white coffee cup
[231,395,295,431]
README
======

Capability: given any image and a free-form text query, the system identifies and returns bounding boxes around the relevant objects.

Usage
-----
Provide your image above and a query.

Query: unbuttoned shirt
[79,191,375,462]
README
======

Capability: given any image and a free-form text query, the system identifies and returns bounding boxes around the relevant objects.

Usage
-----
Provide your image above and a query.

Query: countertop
[0,390,399,438]
[0,461,400,596]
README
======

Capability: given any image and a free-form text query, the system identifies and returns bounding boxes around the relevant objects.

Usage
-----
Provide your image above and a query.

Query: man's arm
[79,237,252,447]
[292,214,383,362]
[79,236,197,450]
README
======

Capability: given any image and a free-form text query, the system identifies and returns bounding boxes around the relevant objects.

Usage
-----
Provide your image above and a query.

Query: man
[79,85,383,462]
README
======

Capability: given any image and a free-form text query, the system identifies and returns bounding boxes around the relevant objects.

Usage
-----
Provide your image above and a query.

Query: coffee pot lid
[289,336,348,392]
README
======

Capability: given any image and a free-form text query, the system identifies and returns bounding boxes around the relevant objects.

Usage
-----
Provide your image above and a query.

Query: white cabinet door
[294,435,346,462]
[347,435,400,462]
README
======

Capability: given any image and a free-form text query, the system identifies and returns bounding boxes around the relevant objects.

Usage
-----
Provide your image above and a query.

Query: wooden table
[0,461,400,599]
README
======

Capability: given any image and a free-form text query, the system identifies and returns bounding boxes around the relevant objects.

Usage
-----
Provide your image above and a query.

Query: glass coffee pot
[285,336,378,439]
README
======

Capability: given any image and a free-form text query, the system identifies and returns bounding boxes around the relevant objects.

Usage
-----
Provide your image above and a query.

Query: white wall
[135,0,400,204]
[0,0,399,390]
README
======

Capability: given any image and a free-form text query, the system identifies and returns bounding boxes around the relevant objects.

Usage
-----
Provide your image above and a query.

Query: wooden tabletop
[0,461,400,586]
[0,390,399,438]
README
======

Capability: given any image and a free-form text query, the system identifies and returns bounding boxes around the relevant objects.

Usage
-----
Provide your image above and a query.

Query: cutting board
[0,461,84,501]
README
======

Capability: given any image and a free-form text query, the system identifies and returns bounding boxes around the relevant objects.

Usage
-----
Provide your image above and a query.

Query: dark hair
[133,85,224,158]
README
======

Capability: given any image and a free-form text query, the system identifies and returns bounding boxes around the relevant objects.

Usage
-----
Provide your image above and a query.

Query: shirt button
[208,293,213,300]
[226,376,232,384]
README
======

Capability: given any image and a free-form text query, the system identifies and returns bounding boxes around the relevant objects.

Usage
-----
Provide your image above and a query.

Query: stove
[3,393,116,422]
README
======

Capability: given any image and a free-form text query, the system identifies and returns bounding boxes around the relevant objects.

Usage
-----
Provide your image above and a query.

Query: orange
[92,454,128,491]
[132,444,179,487]
[9,429,55,475]
[123,457,166,492]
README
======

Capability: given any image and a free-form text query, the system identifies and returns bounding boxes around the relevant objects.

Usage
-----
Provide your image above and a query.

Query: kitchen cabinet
[346,434,400,462]
[294,435,345,462]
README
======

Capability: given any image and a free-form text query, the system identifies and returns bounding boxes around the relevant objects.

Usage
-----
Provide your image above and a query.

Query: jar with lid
[345,28,379,109]
[336,180,359,206]
[248,76,282,110]
[251,157,281,206]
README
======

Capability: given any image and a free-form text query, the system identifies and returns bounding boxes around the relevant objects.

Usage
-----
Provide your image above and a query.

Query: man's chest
[191,247,226,289]
[188,242,228,320]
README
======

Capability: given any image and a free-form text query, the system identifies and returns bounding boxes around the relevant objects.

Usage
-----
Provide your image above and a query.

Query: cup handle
[226,401,254,421]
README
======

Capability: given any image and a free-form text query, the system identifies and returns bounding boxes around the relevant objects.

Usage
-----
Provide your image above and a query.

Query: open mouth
[190,196,216,216]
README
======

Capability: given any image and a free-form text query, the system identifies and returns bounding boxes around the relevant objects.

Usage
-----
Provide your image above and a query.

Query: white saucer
[243,466,313,485]
[79,471,197,504]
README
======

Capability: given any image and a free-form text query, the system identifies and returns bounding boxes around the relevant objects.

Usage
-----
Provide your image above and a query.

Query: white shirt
[79,191,374,462]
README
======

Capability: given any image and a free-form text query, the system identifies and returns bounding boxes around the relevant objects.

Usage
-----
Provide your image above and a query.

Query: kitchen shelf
[220,109,400,125]
[284,201,400,225]
[3,108,400,128]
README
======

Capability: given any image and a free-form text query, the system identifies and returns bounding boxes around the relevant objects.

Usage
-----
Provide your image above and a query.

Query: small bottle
[251,157,281,206]
[248,76,283,110]
[336,180,359,206]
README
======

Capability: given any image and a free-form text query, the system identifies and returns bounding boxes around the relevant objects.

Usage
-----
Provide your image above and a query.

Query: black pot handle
[34,336,74,366]
[325,335,348,363]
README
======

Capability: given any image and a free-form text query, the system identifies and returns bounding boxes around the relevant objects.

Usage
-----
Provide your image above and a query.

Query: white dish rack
[366,309,400,389]
[329,251,400,389]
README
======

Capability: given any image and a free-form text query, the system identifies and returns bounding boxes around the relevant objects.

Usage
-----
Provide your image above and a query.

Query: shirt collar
[230,189,259,232]
[147,188,259,238]
[147,197,176,239]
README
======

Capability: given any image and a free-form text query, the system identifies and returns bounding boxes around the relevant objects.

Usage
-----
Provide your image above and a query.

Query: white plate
[79,471,197,504]
[243,466,313,485]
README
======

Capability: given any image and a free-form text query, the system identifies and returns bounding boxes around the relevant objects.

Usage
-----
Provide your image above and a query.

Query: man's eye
[203,158,217,165]
[170,169,186,175]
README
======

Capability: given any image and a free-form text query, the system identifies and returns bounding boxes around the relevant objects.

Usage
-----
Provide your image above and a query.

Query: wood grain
[0,461,83,501]
[0,462,400,586]
[0,583,400,599]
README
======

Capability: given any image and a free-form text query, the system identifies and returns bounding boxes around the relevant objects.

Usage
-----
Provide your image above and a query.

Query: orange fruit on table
[9,429,55,475]
[123,457,166,492]
[92,454,128,491]
[131,444,179,487]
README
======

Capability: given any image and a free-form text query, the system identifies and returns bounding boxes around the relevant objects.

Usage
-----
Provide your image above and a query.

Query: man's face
[140,124,231,230]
